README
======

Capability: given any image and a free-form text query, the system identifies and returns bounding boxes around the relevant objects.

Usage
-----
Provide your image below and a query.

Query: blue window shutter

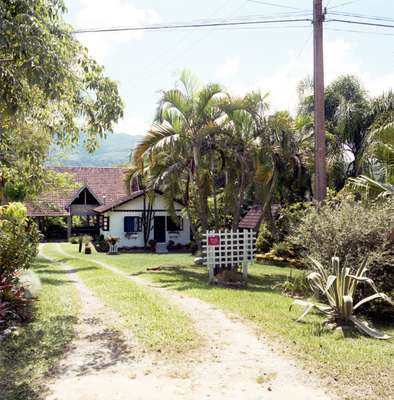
[124,217,141,233]
[124,217,134,233]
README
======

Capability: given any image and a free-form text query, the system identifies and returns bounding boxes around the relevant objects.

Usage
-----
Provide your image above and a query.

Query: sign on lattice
[203,229,256,284]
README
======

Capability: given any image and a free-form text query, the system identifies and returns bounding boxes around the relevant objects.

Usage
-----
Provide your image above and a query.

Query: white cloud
[216,57,240,79]
[115,113,150,136]
[74,0,161,62]
[225,39,394,115]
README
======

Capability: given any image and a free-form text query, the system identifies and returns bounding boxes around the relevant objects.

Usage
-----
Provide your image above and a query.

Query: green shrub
[290,199,394,320]
[0,203,41,325]
[0,203,42,280]
[68,235,79,244]
[274,270,311,297]
[81,235,93,244]
[271,241,294,258]
[290,199,394,268]
[276,202,312,238]
[255,224,273,253]
[359,246,394,321]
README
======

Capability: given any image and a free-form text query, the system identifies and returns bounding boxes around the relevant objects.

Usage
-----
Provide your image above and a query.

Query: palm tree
[132,70,225,238]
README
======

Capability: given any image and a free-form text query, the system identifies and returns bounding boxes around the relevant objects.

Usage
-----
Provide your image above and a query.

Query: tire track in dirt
[55,243,335,400]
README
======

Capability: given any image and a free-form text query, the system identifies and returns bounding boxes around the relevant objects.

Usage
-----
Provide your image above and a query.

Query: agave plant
[291,257,393,339]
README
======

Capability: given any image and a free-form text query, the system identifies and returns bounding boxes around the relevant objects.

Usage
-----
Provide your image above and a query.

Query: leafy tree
[0,0,124,202]
[298,75,394,188]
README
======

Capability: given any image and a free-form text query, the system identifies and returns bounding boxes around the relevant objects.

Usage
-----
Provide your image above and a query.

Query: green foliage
[68,236,79,244]
[0,203,41,279]
[0,0,123,202]
[290,198,394,267]
[0,203,41,325]
[360,246,394,320]
[274,270,311,298]
[81,235,93,244]
[271,241,295,258]
[291,257,393,339]
[255,224,273,253]
[276,202,312,237]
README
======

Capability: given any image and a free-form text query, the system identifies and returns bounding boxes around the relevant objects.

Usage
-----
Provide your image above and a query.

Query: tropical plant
[290,198,394,267]
[348,175,394,201]
[291,257,393,339]
[68,235,79,244]
[297,76,394,189]
[255,224,274,253]
[132,70,225,237]
[275,270,311,298]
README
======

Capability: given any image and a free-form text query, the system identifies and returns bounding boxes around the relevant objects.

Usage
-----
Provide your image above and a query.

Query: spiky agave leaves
[291,257,393,339]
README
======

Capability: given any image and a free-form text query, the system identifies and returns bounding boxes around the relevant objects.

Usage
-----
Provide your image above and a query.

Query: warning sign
[207,235,220,246]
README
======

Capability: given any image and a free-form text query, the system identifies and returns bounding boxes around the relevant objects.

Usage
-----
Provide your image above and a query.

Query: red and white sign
[208,235,220,246]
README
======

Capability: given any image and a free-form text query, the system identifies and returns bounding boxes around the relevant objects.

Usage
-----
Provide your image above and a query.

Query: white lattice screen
[203,230,256,284]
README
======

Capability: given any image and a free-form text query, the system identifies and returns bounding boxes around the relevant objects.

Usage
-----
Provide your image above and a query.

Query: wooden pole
[313,0,327,203]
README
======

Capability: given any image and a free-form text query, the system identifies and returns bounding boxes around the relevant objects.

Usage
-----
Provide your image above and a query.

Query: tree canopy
[0,0,124,201]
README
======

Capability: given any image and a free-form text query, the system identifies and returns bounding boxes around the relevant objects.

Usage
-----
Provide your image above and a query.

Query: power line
[133,0,250,86]
[72,17,312,34]
[327,18,394,29]
[328,11,394,23]
[246,0,307,12]
[328,0,361,10]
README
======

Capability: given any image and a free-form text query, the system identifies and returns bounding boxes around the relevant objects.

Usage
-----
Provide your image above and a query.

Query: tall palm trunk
[193,141,209,234]
[211,154,219,231]
[261,169,279,239]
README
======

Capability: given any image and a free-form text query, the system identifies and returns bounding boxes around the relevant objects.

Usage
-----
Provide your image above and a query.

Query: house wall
[100,194,190,248]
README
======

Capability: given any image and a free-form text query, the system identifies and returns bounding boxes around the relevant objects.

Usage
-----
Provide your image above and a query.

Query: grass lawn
[60,242,394,400]
[41,243,200,354]
[0,256,80,400]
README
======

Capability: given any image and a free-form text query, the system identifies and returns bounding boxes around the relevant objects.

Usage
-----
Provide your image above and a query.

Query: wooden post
[67,215,72,239]
[207,230,215,284]
[313,0,327,203]
[242,230,248,282]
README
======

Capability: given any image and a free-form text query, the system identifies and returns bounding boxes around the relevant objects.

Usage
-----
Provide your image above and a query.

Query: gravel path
[43,244,334,400]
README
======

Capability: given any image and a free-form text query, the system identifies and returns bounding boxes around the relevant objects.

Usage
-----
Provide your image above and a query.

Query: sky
[65,0,394,135]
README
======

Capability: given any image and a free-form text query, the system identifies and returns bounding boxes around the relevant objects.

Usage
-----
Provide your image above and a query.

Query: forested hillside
[49,133,142,167]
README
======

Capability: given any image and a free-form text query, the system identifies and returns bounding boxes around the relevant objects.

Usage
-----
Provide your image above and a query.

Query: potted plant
[148,239,156,252]
[84,242,92,254]
[106,236,120,254]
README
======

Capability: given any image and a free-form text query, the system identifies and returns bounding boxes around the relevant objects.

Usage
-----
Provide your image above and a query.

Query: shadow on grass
[36,266,99,275]
[130,266,288,293]
[0,314,78,400]
[40,277,76,286]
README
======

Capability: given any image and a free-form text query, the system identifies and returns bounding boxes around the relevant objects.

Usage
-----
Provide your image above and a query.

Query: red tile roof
[238,204,281,230]
[238,206,263,230]
[26,167,130,217]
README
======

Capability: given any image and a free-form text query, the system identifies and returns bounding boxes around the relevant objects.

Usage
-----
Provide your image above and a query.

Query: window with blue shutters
[124,216,141,233]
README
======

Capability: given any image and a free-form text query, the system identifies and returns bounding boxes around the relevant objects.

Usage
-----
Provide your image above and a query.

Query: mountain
[49,133,143,167]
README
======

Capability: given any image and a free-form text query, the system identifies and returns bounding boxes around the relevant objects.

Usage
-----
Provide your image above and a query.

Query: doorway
[154,216,166,243]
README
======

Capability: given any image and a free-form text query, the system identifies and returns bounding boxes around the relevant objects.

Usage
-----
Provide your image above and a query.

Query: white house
[26,167,191,249]
[96,190,191,248]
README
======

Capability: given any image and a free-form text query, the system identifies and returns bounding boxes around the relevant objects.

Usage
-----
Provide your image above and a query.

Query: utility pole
[313,0,327,203]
